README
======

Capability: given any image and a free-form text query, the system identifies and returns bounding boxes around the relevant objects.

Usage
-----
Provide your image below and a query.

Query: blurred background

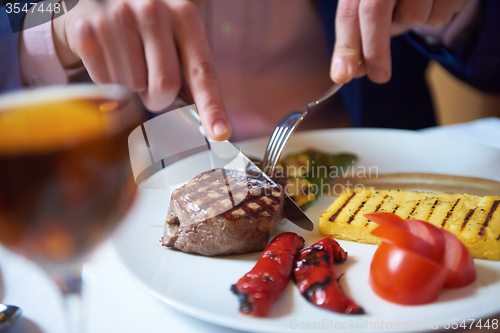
[427,61,500,125]
[296,60,500,135]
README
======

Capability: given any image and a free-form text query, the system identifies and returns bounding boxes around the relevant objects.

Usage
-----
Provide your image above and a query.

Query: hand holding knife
[173,93,314,231]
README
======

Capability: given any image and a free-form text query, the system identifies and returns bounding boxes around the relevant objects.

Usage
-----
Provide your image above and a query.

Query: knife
[173,94,314,231]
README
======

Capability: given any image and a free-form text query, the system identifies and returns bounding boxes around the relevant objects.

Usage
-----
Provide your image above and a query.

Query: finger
[171,1,231,141]
[359,0,396,83]
[94,13,129,86]
[331,0,362,83]
[71,20,111,84]
[427,0,465,27]
[392,0,434,29]
[136,0,181,111]
[354,60,367,78]
[110,2,147,92]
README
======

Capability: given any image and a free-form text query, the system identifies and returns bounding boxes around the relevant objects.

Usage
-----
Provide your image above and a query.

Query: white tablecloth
[421,117,500,151]
[1,117,499,333]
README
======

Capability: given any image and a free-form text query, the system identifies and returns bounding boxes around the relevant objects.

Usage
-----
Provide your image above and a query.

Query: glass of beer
[0,84,144,332]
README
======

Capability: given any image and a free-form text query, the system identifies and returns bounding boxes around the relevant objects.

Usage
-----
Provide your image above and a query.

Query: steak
[162,167,285,256]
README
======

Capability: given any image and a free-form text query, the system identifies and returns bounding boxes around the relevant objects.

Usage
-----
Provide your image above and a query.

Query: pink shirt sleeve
[20,4,84,87]
[20,19,67,86]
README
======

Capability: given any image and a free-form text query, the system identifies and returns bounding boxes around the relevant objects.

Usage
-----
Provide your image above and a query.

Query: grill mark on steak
[163,166,285,256]
[222,168,236,207]
[221,184,281,221]
[171,168,269,222]
[257,196,280,214]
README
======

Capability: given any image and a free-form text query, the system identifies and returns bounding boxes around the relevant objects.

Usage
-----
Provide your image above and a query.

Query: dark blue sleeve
[0,2,25,92]
[405,0,500,93]
[317,0,500,129]
[318,0,500,94]
[0,0,45,93]
[317,0,436,129]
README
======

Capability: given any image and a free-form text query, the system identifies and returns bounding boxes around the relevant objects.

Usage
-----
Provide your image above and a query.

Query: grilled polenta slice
[319,187,500,260]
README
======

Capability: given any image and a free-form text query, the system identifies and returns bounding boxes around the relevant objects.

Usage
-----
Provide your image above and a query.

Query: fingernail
[369,68,389,83]
[213,121,229,137]
[331,57,353,81]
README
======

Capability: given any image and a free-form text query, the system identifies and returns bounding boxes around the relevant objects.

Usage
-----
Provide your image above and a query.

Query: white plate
[112,129,500,332]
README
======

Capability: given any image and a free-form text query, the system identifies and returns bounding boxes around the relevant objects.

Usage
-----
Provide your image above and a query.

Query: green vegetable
[278,149,357,210]
[248,150,357,210]
[306,150,357,191]
[285,177,317,208]
[277,152,311,177]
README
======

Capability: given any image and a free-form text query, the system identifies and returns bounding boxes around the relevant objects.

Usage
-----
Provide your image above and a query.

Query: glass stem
[62,286,85,333]
[49,262,86,333]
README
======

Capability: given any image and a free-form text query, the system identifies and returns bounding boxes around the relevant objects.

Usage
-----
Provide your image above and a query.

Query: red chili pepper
[294,237,364,314]
[328,237,348,263]
[231,232,305,317]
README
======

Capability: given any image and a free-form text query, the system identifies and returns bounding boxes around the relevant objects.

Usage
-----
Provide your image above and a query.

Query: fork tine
[266,126,291,176]
[268,127,287,159]
[272,127,293,164]
[261,109,311,177]
[268,127,290,167]
[262,127,281,163]
[262,127,284,173]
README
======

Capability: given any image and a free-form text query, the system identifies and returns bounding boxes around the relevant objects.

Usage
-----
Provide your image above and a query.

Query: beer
[0,85,143,264]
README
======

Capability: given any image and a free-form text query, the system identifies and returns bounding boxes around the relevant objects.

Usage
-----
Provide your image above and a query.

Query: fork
[260,82,343,177]
[0,303,21,330]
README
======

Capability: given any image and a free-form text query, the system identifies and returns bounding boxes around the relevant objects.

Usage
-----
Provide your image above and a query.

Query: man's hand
[52,0,231,141]
[331,0,469,84]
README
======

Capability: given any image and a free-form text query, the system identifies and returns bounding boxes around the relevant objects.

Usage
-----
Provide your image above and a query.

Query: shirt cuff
[20,1,83,86]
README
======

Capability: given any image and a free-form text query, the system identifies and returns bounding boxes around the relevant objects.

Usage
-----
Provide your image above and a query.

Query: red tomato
[365,212,476,305]
[370,224,437,261]
[405,219,446,264]
[441,229,477,288]
[369,243,447,305]
[365,212,409,230]
[366,213,445,263]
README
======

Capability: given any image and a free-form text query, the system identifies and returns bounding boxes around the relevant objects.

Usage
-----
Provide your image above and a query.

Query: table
[1,117,500,333]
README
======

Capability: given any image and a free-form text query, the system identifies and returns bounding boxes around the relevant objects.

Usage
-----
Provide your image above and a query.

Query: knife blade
[173,95,314,231]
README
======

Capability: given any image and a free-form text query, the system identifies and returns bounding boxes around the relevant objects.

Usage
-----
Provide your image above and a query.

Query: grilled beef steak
[162,167,285,256]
